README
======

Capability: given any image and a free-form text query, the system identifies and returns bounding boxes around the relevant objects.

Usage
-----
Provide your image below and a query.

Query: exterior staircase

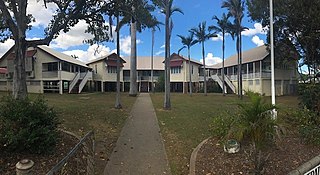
[78,71,92,93]
[69,71,93,93]
[210,74,236,94]
[69,72,80,93]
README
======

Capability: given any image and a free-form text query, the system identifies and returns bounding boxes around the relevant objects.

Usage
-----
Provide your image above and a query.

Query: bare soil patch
[196,132,320,175]
[0,131,79,175]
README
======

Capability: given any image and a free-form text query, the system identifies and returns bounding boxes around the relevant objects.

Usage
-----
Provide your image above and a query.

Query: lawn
[150,93,300,175]
[0,92,136,175]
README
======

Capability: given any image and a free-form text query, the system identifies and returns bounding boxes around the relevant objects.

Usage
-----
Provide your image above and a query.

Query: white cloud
[155,50,165,56]
[119,35,141,55]
[0,39,14,57]
[242,23,268,36]
[160,44,165,49]
[63,44,116,63]
[200,53,222,66]
[211,33,223,41]
[27,1,57,27]
[50,20,93,50]
[252,35,264,46]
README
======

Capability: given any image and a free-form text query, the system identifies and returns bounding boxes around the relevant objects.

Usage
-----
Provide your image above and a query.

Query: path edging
[189,137,210,175]
[288,154,320,175]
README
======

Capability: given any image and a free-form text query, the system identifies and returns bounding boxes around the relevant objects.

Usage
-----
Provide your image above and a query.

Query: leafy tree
[0,0,110,100]
[177,33,197,96]
[152,0,183,109]
[209,13,233,96]
[222,0,246,99]
[190,22,216,96]
[246,0,320,82]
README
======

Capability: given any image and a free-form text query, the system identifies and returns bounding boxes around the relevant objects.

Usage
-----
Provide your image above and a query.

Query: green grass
[150,93,299,175]
[0,91,136,174]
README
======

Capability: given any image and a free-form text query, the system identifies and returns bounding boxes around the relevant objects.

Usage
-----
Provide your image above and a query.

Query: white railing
[68,72,80,93]
[78,71,92,93]
[211,74,223,89]
[223,75,236,93]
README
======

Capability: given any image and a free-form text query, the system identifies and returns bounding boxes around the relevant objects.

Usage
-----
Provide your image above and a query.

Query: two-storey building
[0,45,92,94]
[86,53,126,92]
[207,45,298,96]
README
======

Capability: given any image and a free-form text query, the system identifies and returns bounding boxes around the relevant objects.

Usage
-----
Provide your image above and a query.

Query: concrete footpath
[104,93,171,175]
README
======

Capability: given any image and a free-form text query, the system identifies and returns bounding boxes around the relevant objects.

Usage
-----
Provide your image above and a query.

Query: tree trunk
[239,33,243,99]
[151,28,155,93]
[164,0,171,110]
[188,47,192,96]
[129,18,137,96]
[115,15,122,109]
[13,39,28,100]
[222,30,225,96]
[202,41,207,96]
[237,35,240,98]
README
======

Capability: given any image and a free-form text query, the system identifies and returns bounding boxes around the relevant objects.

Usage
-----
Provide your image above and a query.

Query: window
[255,79,260,85]
[170,66,181,74]
[249,80,253,85]
[95,65,98,74]
[45,62,58,71]
[107,66,117,73]
[62,62,70,71]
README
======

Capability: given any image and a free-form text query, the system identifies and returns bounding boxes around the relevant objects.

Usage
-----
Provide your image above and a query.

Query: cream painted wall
[88,60,124,82]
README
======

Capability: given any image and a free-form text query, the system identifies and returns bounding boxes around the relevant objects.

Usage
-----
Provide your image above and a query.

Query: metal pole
[270,0,277,118]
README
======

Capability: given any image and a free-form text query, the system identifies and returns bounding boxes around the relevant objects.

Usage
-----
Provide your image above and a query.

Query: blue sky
[0,0,268,65]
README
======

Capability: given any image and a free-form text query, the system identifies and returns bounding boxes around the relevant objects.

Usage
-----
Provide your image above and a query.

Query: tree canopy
[246,0,320,77]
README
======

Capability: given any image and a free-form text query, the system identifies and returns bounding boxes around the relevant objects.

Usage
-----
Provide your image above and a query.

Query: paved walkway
[104,93,171,175]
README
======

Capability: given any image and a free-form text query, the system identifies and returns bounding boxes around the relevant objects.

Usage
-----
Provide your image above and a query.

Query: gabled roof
[207,45,269,69]
[123,56,165,70]
[86,53,126,65]
[37,45,88,68]
[0,45,89,68]
[170,53,203,66]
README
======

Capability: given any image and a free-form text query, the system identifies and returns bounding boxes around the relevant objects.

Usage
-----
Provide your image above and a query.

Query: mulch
[0,131,80,175]
[195,133,320,175]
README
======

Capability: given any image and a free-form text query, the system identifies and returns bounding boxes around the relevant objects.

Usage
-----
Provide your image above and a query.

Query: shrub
[290,108,320,145]
[228,92,278,149]
[298,83,320,114]
[229,92,280,175]
[210,111,236,141]
[0,96,59,154]
[155,73,165,92]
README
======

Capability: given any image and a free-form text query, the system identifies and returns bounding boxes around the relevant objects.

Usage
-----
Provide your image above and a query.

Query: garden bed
[0,131,79,175]
[195,132,320,174]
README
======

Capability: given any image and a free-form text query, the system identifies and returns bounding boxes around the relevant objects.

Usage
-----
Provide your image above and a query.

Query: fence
[46,131,95,175]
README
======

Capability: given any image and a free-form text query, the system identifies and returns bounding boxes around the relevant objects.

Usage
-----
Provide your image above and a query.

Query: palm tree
[177,33,197,96]
[152,0,183,109]
[190,22,216,96]
[126,1,156,97]
[149,20,162,93]
[209,13,232,96]
[115,14,122,109]
[222,0,245,99]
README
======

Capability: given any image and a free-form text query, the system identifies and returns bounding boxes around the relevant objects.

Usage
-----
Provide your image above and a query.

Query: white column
[101,81,104,92]
[59,62,63,95]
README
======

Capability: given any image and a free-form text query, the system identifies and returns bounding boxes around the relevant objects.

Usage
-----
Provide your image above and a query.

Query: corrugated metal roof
[37,45,88,68]
[123,56,165,70]
[207,45,269,69]
[86,53,126,65]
